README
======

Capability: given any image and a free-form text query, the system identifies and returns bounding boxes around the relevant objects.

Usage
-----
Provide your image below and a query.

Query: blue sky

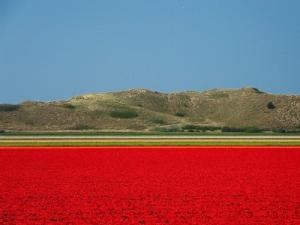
[0,0,299,103]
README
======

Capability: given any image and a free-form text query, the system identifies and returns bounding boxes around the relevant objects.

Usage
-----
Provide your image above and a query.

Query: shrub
[150,118,166,125]
[110,111,138,119]
[182,125,220,132]
[182,125,199,131]
[252,88,264,94]
[181,125,263,133]
[267,102,276,109]
[272,129,287,133]
[175,112,185,117]
[221,126,263,133]
[63,104,76,110]
[221,127,245,132]
[0,104,21,112]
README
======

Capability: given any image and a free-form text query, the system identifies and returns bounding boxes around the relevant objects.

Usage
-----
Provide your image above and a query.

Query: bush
[182,125,199,131]
[221,126,263,133]
[150,118,166,125]
[272,129,287,133]
[175,112,185,117]
[221,127,244,132]
[267,102,276,109]
[63,104,76,110]
[252,88,264,94]
[110,111,138,119]
[0,104,21,112]
[182,125,220,132]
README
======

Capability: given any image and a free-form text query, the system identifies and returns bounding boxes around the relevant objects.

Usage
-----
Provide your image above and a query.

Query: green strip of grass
[1,141,300,147]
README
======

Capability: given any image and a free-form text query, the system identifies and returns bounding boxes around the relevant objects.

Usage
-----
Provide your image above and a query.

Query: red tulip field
[0,146,299,224]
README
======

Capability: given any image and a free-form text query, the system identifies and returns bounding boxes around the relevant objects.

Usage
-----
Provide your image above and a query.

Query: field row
[1,138,300,146]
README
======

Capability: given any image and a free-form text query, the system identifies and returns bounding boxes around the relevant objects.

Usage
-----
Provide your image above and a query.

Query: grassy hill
[0,88,300,132]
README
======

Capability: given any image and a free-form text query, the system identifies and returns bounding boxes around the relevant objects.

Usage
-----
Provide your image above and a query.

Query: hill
[0,88,300,132]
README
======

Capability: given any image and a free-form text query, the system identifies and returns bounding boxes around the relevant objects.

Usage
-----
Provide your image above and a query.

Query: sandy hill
[0,88,299,132]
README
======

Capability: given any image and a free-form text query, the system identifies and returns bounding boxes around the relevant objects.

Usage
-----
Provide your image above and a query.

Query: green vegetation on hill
[62,103,76,110]
[0,104,21,112]
[174,112,186,117]
[110,111,138,119]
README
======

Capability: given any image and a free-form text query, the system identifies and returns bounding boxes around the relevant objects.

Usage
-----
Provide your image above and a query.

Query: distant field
[1,135,300,146]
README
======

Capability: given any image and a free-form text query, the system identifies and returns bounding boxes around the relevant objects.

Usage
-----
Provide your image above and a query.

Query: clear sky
[0,0,299,103]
